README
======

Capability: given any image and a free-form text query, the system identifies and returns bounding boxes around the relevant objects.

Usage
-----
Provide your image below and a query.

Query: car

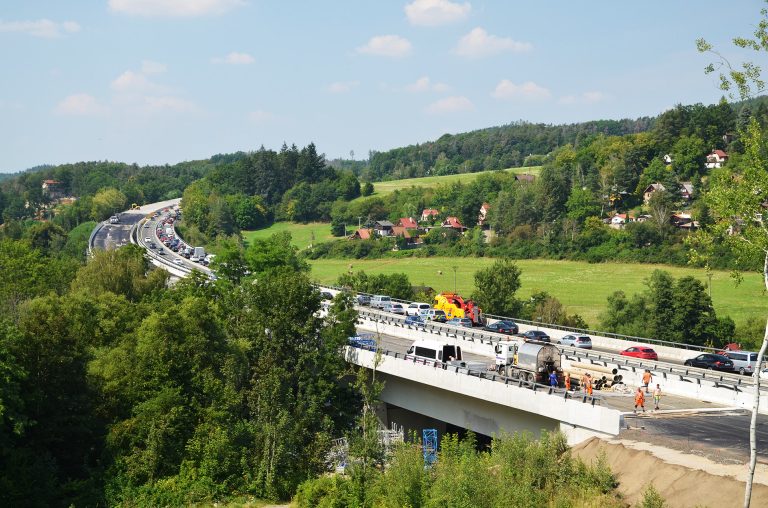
[559,334,593,349]
[144,223,150,228]
[149,242,156,249]
[684,353,734,371]
[370,295,391,309]
[157,248,166,255]
[420,309,447,323]
[620,346,658,361]
[446,317,473,328]
[383,302,405,315]
[144,237,152,242]
[406,302,432,316]
[173,258,184,266]
[483,320,519,335]
[520,330,551,343]
[404,315,425,326]
[319,291,334,301]
[356,294,371,306]
[722,350,760,375]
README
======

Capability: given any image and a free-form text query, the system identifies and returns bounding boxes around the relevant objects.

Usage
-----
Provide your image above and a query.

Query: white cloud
[559,91,605,105]
[455,27,531,58]
[405,0,471,26]
[406,76,450,93]
[492,80,550,100]
[425,95,474,114]
[111,70,165,93]
[357,35,412,58]
[0,19,80,38]
[248,110,274,123]
[141,60,167,74]
[212,51,255,65]
[54,94,108,116]
[328,81,360,93]
[108,0,244,17]
[142,95,198,113]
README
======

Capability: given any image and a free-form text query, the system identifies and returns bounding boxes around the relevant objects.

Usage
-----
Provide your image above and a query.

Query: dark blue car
[404,315,425,326]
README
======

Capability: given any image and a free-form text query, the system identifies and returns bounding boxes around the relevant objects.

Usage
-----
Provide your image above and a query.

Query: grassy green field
[309,257,767,328]
[242,221,335,250]
[360,165,541,200]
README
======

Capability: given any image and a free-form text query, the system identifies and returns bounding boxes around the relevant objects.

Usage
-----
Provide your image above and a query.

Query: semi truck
[192,246,205,262]
[494,340,562,384]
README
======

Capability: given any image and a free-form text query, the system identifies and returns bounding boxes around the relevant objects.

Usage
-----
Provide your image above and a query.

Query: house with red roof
[41,179,64,199]
[349,228,373,240]
[397,217,418,229]
[705,149,729,169]
[420,208,440,223]
[441,216,466,232]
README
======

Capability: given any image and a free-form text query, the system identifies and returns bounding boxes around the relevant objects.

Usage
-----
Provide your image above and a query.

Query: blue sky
[0,0,764,172]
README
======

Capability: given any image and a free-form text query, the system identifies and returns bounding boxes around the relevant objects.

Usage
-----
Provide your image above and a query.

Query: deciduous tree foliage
[471,258,522,317]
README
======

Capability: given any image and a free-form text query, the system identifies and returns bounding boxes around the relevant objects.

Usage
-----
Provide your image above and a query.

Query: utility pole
[452,265,457,293]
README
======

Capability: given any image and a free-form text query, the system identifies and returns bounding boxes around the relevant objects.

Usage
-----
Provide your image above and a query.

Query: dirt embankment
[572,438,768,507]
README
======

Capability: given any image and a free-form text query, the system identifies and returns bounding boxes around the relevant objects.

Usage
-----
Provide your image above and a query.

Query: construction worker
[642,370,653,394]
[580,373,588,392]
[586,374,593,396]
[634,387,646,413]
[653,384,662,410]
[549,370,558,387]
[565,372,571,391]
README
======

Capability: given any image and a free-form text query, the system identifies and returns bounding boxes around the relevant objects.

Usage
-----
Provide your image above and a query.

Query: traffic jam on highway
[140,206,216,276]
[341,289,768,382]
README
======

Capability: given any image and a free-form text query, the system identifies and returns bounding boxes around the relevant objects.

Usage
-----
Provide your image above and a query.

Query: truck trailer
[494,340,562,384]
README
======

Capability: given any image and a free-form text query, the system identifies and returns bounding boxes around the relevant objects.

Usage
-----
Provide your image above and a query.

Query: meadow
[309,257,767,329]
[357,165,541,200]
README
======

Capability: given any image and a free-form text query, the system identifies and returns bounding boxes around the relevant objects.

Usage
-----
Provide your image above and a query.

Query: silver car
[383,302,405,315]
[559,334,592,349]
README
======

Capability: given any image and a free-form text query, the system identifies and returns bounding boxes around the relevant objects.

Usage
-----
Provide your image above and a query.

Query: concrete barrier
[346,346,622,440]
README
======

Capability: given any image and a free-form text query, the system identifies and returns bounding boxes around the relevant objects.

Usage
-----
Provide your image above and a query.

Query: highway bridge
[90,201,768,462]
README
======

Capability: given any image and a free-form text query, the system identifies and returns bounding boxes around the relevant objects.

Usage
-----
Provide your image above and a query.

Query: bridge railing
[354,304,764,392]
[345,341,603,406]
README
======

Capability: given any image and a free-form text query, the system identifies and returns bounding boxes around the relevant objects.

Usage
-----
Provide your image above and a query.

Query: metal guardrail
[346,342,602,406]
[353,304,765,391]
[314,283,722,355]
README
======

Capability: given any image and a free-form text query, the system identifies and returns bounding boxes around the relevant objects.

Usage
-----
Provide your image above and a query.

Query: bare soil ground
[572,437,768,507]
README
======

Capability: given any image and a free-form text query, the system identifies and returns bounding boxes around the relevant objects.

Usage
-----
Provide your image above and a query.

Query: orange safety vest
[635,391,645,405]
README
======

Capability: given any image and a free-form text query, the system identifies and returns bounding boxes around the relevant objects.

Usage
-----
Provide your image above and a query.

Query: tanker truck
[494,340,562,384]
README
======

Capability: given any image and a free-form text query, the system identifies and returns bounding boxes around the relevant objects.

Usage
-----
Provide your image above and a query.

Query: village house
[41,179,64,200]
[705,149,729,169]
[643,183,666,204]
[610,213,635,229]
[349,228,373,240]
[663,154,673,165]
[420,208,440,223]
[679,181,694,201]
[671,212,697,230]
[477,202,490,228]
[441,216,467,232]
[373,220,394,236]
[397,217,418,229]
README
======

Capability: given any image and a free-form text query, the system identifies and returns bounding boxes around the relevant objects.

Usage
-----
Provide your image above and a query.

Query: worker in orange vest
[642,370,653,394]
[586,374,593,396]
[634,387,646,413]
[564,372,571,391]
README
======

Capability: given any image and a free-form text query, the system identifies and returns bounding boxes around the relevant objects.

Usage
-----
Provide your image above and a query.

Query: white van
[370,295,391,309]
[406,302,431,316]
[723,350,760,375]
[406,339,462,363]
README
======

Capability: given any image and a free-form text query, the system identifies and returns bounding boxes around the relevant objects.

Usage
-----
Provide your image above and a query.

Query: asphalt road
[91,213,143,251]
[624,411,768,463]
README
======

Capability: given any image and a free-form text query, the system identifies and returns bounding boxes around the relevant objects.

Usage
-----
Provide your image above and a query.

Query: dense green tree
[566,187,601,224]
[91,187,127,221]
[670,135,707,179]
[471,259,522,316]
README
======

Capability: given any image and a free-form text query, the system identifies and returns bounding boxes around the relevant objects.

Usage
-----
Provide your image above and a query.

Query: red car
[620,346,658,361]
